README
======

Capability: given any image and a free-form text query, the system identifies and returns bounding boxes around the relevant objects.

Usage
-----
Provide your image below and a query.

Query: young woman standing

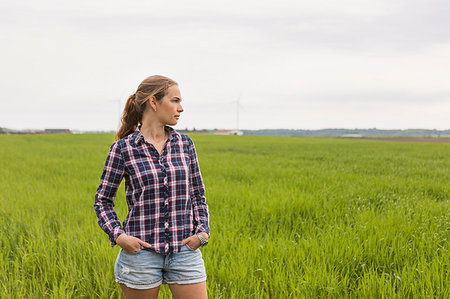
[94,75,210,299]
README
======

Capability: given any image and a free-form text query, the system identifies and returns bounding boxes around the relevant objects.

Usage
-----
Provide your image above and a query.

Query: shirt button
[164,222,169,228]
[165,200,169,206]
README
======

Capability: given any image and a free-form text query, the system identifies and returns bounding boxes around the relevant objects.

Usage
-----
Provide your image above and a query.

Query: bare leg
[119,283,161,299]
[168,281,207,299]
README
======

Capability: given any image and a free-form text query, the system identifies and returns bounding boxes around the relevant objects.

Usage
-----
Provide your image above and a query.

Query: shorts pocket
[122,248,142,255]
[117,248,139,268]
[185,243,196,251]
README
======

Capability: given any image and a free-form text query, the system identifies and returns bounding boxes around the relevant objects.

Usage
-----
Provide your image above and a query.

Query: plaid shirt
[94,124,210,254]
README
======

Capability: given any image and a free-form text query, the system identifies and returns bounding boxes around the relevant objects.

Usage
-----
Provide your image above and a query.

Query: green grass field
[0,133,448,298]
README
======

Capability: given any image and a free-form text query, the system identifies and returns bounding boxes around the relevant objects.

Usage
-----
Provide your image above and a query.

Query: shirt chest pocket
[125,156,158,187]
[167,152,190,182]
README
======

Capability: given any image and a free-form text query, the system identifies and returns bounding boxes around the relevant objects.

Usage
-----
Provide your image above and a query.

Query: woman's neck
[139,123,168,143]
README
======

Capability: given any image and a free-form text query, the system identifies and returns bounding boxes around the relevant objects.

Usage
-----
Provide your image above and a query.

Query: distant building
[178,129,211,134]
[44,128,72,133]
[341,134,362,138]
[214,129,244,135]
[22,129,44,134]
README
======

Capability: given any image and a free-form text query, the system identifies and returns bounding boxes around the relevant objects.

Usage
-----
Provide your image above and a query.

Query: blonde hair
[115,75,178,140]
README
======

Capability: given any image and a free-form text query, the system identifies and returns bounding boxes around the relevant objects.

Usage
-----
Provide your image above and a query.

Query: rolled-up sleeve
[93,141,126,247]
[188,137,210,238]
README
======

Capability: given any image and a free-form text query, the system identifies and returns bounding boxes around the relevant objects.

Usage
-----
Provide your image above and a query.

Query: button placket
[160,155,171,252]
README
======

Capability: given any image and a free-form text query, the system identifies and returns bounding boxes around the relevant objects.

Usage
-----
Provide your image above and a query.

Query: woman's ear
[148,96,157,112]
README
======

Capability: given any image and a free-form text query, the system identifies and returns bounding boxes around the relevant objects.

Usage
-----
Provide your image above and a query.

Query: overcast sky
[1,0,449,131]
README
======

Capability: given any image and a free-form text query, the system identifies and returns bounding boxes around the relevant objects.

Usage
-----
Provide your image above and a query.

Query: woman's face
[155,84,184,126]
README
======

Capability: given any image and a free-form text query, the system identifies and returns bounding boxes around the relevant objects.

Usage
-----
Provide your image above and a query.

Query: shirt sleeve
[93,140,126,247]
[188,137,211,238]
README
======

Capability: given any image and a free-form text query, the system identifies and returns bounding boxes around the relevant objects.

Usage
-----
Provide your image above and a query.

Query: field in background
[0,133,448,298]
[356,137,450,143]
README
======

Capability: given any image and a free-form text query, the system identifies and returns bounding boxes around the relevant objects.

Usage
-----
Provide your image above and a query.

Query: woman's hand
[181,232,209,250]
[116,233,151,254]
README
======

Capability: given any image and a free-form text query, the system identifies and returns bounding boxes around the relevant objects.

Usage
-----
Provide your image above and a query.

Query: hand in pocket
[116,233,151,254]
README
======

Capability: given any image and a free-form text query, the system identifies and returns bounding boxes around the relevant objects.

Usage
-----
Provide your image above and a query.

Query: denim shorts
[114,244,207,289]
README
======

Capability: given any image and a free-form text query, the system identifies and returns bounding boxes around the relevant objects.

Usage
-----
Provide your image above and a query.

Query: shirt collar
[133,123,178,145]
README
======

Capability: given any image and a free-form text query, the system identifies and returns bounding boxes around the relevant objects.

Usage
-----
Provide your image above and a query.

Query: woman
[94,75,210,299]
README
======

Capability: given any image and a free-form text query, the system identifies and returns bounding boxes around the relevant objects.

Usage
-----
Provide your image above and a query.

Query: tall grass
[0,133,448,298]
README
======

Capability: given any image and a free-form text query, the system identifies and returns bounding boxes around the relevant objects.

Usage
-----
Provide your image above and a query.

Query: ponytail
[114,75,178,141]
[115,94,141,140]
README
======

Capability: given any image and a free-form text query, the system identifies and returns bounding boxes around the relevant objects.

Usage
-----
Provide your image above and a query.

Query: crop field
[0,132,448,298]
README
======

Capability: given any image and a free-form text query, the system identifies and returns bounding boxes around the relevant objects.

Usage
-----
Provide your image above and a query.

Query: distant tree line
[242,128,450,137]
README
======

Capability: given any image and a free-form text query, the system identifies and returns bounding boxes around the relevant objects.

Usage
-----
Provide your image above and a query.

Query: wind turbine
[227,91,245,131]
[107,98,122,129]
[108,89,128,129]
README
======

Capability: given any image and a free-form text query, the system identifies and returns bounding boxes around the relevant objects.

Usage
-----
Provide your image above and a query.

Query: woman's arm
[188,137,211,239]
[93,141,126,247]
